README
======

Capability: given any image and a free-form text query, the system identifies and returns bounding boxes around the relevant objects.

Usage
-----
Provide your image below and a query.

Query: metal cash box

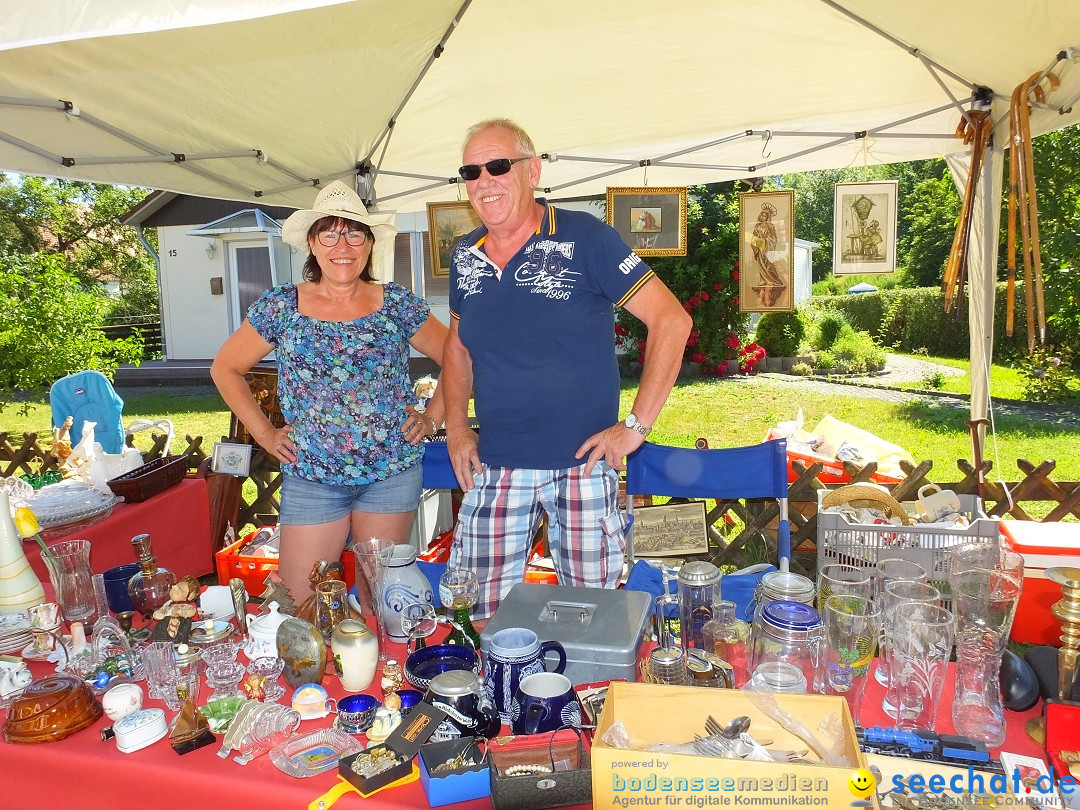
[480,584,652,685]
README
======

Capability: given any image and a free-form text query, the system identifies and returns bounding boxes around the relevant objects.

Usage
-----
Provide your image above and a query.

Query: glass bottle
[677,561,721,652]
[702,599,751,687]
[127,533,176,618]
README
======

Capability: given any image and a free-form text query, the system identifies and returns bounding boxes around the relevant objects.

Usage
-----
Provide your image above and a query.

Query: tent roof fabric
[1,1,1078,212]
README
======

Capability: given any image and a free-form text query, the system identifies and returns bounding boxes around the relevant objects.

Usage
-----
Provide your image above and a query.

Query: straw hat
[281,181,397,278]
[821,483,914,524]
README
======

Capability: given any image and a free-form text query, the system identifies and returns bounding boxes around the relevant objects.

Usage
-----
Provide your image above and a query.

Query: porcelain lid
[247,602,287,639]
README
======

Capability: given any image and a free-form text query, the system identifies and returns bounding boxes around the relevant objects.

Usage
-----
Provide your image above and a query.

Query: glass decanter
[127,533,176,619]
[701,599,751,687]
[439,569,481,648]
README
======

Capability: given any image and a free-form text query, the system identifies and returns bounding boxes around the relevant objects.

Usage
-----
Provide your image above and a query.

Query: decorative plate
[268,727,363,778]
[26,480,118,535]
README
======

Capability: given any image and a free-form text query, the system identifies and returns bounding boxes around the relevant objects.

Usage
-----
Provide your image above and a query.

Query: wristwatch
[624,413,652,437]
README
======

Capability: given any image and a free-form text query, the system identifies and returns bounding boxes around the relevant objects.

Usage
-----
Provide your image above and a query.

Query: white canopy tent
[1,0,1078,442]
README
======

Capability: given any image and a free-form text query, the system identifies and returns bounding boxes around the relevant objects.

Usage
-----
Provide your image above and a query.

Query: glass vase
[43,539,95,624]
[949,544,1023,747]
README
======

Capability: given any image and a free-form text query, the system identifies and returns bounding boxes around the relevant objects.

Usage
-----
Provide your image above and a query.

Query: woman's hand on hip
[257,424,296,464]
[402,406,437,446]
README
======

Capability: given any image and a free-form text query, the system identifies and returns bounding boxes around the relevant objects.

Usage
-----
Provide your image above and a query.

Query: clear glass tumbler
[890,602,954,731]
[819,595,880,719]
[879,581,940,716]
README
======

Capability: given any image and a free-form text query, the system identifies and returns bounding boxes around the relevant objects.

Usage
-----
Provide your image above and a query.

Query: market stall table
[26,478,214,583]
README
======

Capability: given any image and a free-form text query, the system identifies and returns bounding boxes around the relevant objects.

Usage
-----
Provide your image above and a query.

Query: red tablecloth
[27,478,214,583]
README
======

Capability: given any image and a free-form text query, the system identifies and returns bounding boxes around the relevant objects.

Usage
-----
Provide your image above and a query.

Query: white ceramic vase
[331,619,378,692]
[0,491,46,615]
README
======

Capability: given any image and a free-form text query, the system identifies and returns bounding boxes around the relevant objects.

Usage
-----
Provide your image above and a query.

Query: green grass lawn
[4,376,1078,483]
[892,353,1030,399]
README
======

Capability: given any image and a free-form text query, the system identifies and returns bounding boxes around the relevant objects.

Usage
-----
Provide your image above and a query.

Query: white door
[228,242,274,330]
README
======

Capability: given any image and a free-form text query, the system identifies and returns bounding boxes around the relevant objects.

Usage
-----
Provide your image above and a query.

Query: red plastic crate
[215,536,356,595]
[764,428,902,485]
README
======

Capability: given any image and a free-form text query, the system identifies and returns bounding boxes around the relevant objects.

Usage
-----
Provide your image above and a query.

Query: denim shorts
[278,464,423,525]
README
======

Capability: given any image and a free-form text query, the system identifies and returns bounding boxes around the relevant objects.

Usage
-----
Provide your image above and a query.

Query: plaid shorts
[449,461,626,618]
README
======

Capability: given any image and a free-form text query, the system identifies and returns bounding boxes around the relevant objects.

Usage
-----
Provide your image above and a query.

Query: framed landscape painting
[738,189,795,312]
[631,501,709,557]
[426,201,482,277]
[833,180,898,275]
[606,186,688,257]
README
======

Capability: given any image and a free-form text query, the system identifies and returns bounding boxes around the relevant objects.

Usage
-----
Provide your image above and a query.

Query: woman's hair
[302,216,375,282]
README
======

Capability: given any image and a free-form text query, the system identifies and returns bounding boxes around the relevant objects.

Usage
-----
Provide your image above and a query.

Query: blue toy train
[856,726,1004,774]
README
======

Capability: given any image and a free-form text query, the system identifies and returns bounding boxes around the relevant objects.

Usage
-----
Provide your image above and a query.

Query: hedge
[807,281,1060,360]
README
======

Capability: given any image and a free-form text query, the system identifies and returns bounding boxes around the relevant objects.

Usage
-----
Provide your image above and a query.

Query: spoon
[706,714,751,739]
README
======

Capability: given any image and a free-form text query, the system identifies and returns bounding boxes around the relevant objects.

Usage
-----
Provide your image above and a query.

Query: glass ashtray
[268,727,363,778]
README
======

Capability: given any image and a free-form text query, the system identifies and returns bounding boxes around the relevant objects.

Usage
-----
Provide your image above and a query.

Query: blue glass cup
[103,563,141,615]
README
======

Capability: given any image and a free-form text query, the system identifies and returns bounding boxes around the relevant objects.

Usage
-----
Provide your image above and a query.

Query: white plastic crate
[816,491,1000,605]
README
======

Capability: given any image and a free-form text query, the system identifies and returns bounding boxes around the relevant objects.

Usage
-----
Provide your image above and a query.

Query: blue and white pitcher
[483,627,566,724]
[377,545,433,643]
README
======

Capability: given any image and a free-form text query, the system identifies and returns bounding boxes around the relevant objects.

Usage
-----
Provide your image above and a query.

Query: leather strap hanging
[1007,70,1060,348]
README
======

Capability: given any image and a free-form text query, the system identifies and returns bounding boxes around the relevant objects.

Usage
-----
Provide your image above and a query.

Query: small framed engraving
[211,442,252,477]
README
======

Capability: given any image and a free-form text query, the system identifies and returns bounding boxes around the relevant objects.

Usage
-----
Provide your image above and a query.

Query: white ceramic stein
[915,484,962,523]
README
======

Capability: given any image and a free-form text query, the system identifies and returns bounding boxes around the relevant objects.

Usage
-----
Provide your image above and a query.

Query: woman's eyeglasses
[316,230,370,247]
[457,156,530,181]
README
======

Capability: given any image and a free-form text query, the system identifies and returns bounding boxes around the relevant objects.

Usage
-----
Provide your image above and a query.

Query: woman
[211,181,447,603]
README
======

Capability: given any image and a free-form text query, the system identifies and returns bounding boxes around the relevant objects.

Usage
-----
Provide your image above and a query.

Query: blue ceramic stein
[509,672,581,735]
[483,627,567,724]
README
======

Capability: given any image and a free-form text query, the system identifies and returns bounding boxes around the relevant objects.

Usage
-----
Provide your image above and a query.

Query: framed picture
[739,190,795,312]
[833,180,898,275]
[211,441,252,477]
[631,501,709,557]
[605,186,688,257]
[426,201,483,277]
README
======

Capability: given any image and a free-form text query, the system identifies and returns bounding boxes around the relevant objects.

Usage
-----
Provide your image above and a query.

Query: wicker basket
[107,455,189,503]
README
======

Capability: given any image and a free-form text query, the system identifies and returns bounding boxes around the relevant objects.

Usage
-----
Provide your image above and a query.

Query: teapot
[244,601,288,660]
[423,669,501,742]
[0,661,32,698]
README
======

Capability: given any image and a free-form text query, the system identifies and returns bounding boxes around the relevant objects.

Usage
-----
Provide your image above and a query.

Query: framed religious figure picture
[631,501,709,557]
[833,180,898,275]
[426,201,482,277]
[738,189,795,312]
[605,186,688,257]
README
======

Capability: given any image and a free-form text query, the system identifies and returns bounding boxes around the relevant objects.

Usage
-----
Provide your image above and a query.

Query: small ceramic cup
[102,682,144,722]
[335,693,379,734]
[510,672,581,735]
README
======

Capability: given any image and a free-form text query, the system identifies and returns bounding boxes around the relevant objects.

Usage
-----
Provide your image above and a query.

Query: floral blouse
[247,282,429,485]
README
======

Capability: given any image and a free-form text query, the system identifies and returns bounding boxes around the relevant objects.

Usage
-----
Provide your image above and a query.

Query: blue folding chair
[421,440,457,490]
[624,439,791,571]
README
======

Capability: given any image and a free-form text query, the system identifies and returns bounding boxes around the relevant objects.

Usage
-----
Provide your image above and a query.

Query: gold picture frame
[833,180,898,275]
[605,186,688,257]
[738,189,795,312]
[632,501,709,557]
[426,201,483,277]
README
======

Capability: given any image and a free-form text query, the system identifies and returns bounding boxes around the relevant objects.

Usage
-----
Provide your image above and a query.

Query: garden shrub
[815,350,836,370]
[790,362,814,376]
[754,311,805,357]
[813,311,849,350]
[830,329,886,373]
[1019,344,1078,403]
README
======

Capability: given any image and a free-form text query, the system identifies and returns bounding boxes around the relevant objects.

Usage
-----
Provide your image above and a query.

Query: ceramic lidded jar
[378,545,433,643]
[331,619,378,692]
[244,601,287,660]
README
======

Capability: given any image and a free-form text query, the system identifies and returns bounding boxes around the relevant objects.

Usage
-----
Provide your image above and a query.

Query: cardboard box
[418,737,490,807]
[592,682,867,808]
[338,701,444,795]
[1001,520,1080,645]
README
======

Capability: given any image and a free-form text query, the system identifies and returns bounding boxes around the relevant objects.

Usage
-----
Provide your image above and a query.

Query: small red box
[1001,520,1080,645]
[215,537,356,596]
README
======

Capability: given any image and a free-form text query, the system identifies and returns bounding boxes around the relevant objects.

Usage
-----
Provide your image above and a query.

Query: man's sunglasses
[457,156,530,182]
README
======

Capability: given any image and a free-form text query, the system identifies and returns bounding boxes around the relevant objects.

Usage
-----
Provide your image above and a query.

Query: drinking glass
[439,568,481,647]
[873,557,928,685]
[401,602,438,654]
[880,581,940,716]
[314,579,347,643]
[949,543,1023,746]
[890,602,954,731]
[207,660,246,700]
[353,537,395,661]
[141,640,177,702]
[819,595,880,719]
[816,564,872,613]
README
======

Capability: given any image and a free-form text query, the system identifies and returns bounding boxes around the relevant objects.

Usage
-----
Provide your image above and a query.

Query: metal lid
[173,643,202,667]
[760,600,822,631]
[678,561,721,587]
[760,571,815,601]
[427,669,481,697]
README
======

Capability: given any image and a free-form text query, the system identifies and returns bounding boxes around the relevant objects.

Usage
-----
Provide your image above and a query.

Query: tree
[0,252,143,401]
[0,176,157,316]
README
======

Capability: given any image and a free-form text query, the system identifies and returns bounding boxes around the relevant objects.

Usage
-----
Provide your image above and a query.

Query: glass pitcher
[43,539,95,624]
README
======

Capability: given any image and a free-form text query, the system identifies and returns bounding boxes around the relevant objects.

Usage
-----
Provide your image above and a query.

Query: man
[442,118,691,617]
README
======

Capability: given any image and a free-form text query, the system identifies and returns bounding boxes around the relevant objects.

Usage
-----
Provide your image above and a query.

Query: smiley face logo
[848,768,876,800]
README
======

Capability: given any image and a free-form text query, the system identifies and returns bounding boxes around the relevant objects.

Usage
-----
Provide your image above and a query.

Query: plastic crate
[816,490,1000,606]
[764,429,902,485]
[215,535,356,595]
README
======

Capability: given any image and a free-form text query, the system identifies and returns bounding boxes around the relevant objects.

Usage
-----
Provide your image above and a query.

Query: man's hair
[463,118,536,158]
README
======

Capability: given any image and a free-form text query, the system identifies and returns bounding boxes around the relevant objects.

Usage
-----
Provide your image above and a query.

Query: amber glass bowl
[3,674,103,744]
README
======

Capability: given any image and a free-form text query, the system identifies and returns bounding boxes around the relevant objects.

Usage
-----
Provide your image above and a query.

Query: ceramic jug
[377,545,433,643]
[331,618,379,692]
[0,491,46,615]
[483,627,567,724]
[424,669,502,742]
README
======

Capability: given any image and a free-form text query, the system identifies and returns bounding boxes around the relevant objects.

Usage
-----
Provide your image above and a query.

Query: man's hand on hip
[447,429,482,491]
[575,422,645,475]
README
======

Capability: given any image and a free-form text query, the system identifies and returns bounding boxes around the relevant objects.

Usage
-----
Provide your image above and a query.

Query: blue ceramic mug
[484,627,567,725]
[509,672,580,735]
